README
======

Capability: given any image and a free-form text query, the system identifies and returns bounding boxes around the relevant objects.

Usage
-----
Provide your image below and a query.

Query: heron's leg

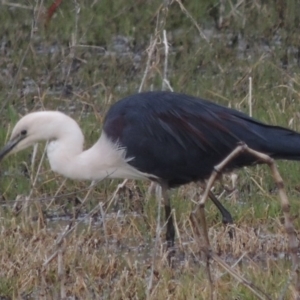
[199,182,233,225]
[160,182,175,249]
[209,191,234,239]
[208,191,233,225]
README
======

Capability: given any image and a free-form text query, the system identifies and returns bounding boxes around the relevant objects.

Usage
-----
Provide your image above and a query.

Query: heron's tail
[253,124,300,161]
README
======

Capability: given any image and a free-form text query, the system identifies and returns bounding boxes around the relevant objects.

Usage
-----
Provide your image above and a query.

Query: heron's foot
[221,213,235,239]
[166,240,176,267]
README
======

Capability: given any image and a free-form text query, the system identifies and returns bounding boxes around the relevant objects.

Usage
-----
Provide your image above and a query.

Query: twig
[139,36,158,93]
[162,30,173,92]
[175,0,209,43]
[212,253,271,300]
[1,1,32,10]
[249,76,252,117]
[219,0,225,28]
[104,179,128,213]
[58,246,66,299]
[172,208,182,251]
[59,0,80,99]
[46,178,67,209]
[99,202,108,247]
[24,142,48,226]
[146,185,162,299]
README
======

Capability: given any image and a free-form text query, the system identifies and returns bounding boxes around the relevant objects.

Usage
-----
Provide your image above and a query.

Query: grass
[0,0,300,298]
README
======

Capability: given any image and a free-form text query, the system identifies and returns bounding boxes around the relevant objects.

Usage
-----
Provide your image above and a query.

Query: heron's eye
[20,130,27,136]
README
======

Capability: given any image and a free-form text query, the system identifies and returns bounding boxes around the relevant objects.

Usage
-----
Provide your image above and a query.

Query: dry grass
[0,195,294,299]
[0,190,295,299]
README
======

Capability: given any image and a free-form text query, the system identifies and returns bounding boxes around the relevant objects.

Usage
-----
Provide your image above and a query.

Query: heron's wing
[128,93,268,156]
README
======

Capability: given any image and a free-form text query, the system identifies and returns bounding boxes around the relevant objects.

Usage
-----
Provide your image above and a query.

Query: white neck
[47,129,150,181]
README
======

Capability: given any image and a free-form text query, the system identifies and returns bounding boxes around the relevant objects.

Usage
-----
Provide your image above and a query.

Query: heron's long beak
[0,134,24,161]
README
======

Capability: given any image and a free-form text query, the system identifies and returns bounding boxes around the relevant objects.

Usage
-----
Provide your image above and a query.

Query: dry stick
[99,202,108,247]
[212,254,270,300]
[58,246,66,299]
[172,208,183,252]
[162,30,173,92]
[138,36,158,93]
[30,143,48,189]
[175,0,209,43]
[25,142,48,228]
[219,0,225,28]
[227,0,246,20]
[249,76,252,117]
[46,178,67,209]
[216,251,248,280]
[1,1,32,9]
[59,0,80,100]
[104,178,128,214]
[147,182,157,199]
[191,143,299,300]
[147,185,162,300]
[43,224,76,267]
[30,143,39,174]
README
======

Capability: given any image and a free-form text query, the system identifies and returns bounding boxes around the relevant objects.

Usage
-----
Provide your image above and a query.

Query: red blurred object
[45,0,63,25]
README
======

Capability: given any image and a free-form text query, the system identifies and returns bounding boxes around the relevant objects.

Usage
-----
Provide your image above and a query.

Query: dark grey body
[104,91,300,187]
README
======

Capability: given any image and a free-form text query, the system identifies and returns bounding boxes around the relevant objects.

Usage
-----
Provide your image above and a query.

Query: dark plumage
[104,91,300,188]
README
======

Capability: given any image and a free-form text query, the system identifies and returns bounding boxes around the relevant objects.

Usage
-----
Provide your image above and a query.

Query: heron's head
[0,111,75,161]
